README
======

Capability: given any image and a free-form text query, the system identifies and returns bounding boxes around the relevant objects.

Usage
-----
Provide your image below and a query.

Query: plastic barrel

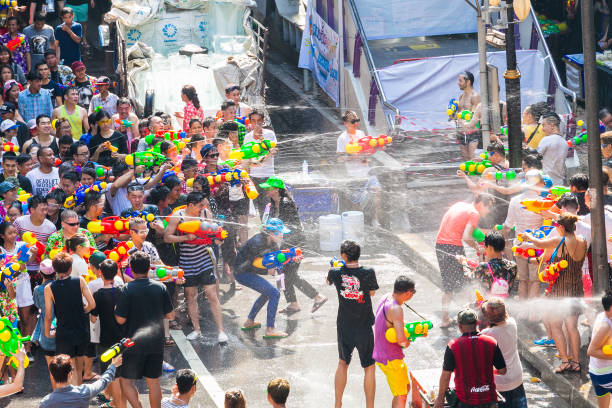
[319,214,343,251]
[341,211,365,245]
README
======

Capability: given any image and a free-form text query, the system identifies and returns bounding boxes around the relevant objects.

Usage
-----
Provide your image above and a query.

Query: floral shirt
[44,227,97,257]
[182,100,203,131]
[473,258,517,293]
[1,33,30,74]
[0,290,17,328]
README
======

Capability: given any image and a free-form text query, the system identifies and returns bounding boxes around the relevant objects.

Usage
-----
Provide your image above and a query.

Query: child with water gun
[470,232,516,298]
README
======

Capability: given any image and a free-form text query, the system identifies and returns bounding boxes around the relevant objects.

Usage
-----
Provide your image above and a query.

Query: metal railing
[345,0,401,132]
[246,14,269,97]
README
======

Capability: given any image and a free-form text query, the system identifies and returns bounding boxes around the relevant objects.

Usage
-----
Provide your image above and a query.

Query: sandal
[569,360,581,372]
[311,297,328,313]
[169,320,182,330]
[241,322,262,331]
[554,360,571,373]
[165,337,175,346]
[279,306,300,315]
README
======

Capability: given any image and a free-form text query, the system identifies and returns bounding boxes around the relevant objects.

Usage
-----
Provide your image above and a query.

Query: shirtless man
[455,71,481,161]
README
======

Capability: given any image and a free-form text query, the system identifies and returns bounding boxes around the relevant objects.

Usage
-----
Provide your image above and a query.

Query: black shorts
[55,338,88,357]
[164,281,176,298]
[43,348,56,357]
[120,351,163,380]
[337,325,375,368]
[184,271,216,287]
[456,130,482,147]
[230,197,250,216]
[435,243,466,293]
[85,342,97,358]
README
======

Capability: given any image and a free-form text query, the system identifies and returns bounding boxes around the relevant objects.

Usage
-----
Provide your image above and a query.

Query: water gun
[500,126,508,136]
[345,135,393,155]
[0,317,29,369]
[479,149,508,161]
[126,210,157,225]
[567,132,587,148]
[539,259,568,293]
[15,188,30,204]
[125,151,167,168]
[0,262,20,291]
[151,139,186,153]
[456,255,479,270]
[115,119,132,127]
[472,228,485,243]
[512,246,543,258]
[447,98,458,118]
[177,220,228,245]
[520,198,556,213]
[105,241,134,263]
[95,164,113,181]
[6,36,24,52]
[256,248,302,270]
[244,178,259,200]
[149,266,184,282]
[1,142,18,153]
[235,116,251,127]
[100,337,134,363]
[486,170,517,181]
[549,186,571,197]
[385,320,433,343]
[228,140,276,160]
[206,168,248,188]
[517,220,554,241]
[603,345,612,356]
[457,110,472,121]
[144,130,187,146]
[64,181,108,208]
[87,216,129,236]
[83,268,98,284]
[103,141,118,153]
[0,0,17,9]
[459,160,491,175]
[475,289,486,306]
[330,257,345,268]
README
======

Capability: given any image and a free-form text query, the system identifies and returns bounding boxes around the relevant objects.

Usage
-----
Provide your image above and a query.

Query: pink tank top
[373,296,405,364]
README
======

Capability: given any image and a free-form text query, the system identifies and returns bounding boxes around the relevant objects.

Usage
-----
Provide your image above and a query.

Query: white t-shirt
[589,312,612,374]
[71,254,88,278]
[481,318,523,392]
[26,167,59,196]
[13,216,56,271]
[243,129,277,178]
[105,179,147,216]
[504,190,544,240]
[336,130,370,177]
[537,134,568,185]
[1,246,34,307]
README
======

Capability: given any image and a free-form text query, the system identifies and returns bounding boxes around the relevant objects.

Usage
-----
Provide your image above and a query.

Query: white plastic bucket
[319,214,343,252]
[342,211,365,245]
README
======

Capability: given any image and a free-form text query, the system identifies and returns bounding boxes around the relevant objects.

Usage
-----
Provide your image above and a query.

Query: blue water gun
[261,248,302,270]
[330,257,345,268]
[447,98,458,118]
[64,181,108,208]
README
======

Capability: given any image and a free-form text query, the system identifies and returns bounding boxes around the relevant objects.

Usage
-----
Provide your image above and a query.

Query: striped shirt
[13,215,57,270]
[176,211,214,277]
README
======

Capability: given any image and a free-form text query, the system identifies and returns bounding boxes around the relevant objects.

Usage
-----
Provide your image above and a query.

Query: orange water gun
[520,198,556,214]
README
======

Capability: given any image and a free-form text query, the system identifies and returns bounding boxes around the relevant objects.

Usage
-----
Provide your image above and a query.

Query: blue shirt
[18,88,53,122]
[55,22,82,66]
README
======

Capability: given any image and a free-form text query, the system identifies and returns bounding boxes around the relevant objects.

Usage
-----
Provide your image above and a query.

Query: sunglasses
[64,221,79,226]
[350,119,360,124]
[98,119,112,125]
[206,153,219,158]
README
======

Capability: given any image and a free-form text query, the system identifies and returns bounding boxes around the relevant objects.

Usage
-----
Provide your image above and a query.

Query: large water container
[319,214,343,251]
[342,211,365,245]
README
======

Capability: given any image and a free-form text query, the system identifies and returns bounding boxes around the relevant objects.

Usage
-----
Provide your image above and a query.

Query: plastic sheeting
[354,0,477,40]
[377,50,547,131]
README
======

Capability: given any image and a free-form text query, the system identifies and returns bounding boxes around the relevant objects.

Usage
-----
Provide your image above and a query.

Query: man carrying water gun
[372,275,417,408]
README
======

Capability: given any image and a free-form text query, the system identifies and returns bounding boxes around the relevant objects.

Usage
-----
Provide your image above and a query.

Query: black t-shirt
[234,232,278,275]
[42,80,64,107]
[326,266,379,328]
[91,286,124,347]
[115,278,173,354]
[88,131,129,167]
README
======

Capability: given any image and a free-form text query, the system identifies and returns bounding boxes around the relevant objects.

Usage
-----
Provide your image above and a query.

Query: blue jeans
[498,384,527,408]
[235,273,280,328]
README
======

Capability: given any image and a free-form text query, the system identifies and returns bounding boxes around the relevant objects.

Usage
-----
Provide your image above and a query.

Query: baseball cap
[264,218,290,234]
[71,61,85,71]
[0,181,16,195]
[525,169,543,185]
[457,309,478,325]
[259,177,285,190]
[95,76,111,86]
[0,119,18,132]
[39,259,54,275]
[0,102,15,114]
[27,119,37,129]
[89,251,107,269]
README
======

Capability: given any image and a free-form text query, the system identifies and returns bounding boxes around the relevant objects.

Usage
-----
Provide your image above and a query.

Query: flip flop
[263,333,288,339]
[311,297,328,313]
[241,322,262,331]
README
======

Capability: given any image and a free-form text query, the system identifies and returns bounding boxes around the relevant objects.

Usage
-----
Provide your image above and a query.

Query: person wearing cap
[18,71,53,123]
[433,309,506,408]
[0,101,29,147]
[55,7,82,67]
[22,114,60,156]
[224,84,251,118]
[233,217,291,339]
[0,153,32,193]
[0,118,19,145]
[24,13,56,68]
[244,109,277,217]
[32,258,57,370]
[501,169,545,300]
[68,60,98,109]
[37,61,64,108]
[0,180,17,218]
[260,176,327,314]
[52,86,89,140]
[89,76,117,116]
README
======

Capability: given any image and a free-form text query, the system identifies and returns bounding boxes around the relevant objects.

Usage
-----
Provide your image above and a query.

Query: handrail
[529,7,576,113]
[345,0,401,131]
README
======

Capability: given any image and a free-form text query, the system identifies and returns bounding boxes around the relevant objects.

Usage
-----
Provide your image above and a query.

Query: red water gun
[105,241,134,264]
[21,232,45,263]
[87,216,129,236]
[345,135,393,155]
[539,259,568,294]
[1,142,18,153]
[177,220,228,245]
[512,246,544,258]
[7,36,24,52]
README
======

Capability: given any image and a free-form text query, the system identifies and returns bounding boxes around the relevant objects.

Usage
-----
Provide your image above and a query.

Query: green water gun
[0,317,29,369]
[125,151,167,168]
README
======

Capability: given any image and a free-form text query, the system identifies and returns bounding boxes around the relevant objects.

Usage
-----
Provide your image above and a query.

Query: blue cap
[264,218,290,234]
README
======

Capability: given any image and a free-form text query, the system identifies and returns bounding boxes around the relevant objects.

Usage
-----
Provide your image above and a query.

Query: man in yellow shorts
[372,275,417,407]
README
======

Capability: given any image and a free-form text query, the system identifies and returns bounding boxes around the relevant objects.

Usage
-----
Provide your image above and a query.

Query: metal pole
[504,0,522,168]
[582,0,609,292]
[339,0,345,109]
[477,7,490,148]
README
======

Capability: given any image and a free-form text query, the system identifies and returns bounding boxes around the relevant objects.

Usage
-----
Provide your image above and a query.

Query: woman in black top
[88,110,128,167]
[260,177,327,314]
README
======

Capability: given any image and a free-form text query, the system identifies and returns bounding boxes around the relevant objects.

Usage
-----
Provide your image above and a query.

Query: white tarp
[355,0,477,40]
[298,0,340,105]
[377,50,548,131]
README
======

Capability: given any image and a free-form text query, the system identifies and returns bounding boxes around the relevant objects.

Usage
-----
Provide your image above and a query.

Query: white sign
[298,0,340,105]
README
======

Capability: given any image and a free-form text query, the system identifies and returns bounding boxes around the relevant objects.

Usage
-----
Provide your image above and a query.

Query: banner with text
[298,0,340,105]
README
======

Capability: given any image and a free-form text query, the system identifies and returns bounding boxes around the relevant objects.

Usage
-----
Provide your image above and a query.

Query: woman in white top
[481,298,527,408]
